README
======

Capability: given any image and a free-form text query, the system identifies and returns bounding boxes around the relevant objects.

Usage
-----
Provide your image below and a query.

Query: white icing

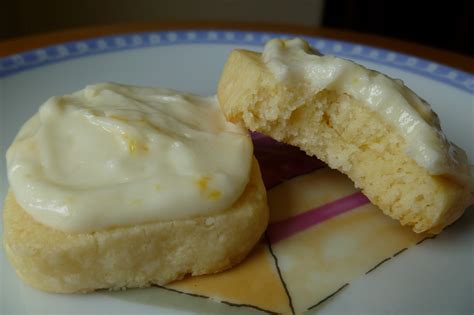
[262,38,471,182]
[6,83,253,232]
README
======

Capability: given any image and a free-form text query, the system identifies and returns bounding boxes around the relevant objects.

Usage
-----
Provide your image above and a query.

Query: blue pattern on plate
[0,30,472,93]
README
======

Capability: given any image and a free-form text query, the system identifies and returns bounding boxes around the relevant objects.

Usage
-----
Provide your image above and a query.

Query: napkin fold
[166,134,427,314]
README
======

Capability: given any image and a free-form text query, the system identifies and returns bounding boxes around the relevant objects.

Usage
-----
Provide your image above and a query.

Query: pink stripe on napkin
[267,192,370,244]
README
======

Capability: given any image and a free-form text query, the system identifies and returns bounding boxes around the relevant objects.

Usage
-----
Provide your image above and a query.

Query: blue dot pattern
[0,30,472,93]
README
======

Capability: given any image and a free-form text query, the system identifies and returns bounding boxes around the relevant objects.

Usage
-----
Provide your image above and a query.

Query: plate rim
[0,29,472,94]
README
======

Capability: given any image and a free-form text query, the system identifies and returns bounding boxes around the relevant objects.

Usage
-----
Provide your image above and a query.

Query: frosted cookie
[3,83,268,293]
[217,38,473,233]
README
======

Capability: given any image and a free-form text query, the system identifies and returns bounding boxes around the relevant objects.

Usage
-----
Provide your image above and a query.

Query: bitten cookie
[217,38,473,234]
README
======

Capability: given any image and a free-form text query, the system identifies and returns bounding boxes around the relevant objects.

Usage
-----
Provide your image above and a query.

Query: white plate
[1,30,473,315]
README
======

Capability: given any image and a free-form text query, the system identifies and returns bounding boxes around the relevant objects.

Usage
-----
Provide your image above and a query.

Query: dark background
[1,0,472,57]
[324,0,473,56]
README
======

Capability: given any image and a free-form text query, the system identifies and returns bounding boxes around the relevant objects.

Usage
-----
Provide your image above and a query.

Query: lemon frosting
[6,83,253,232]
[262,38,471,183]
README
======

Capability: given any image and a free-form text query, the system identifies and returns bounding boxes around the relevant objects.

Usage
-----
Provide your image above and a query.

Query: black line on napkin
[153,284,209,299]
[393,247,408,257]
[266,234,295,315]
[307,283,349,311]
[220,300,277,314]
[365,257,392,275]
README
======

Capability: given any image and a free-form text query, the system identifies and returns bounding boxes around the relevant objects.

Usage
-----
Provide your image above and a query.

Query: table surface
[0,22,472,73]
